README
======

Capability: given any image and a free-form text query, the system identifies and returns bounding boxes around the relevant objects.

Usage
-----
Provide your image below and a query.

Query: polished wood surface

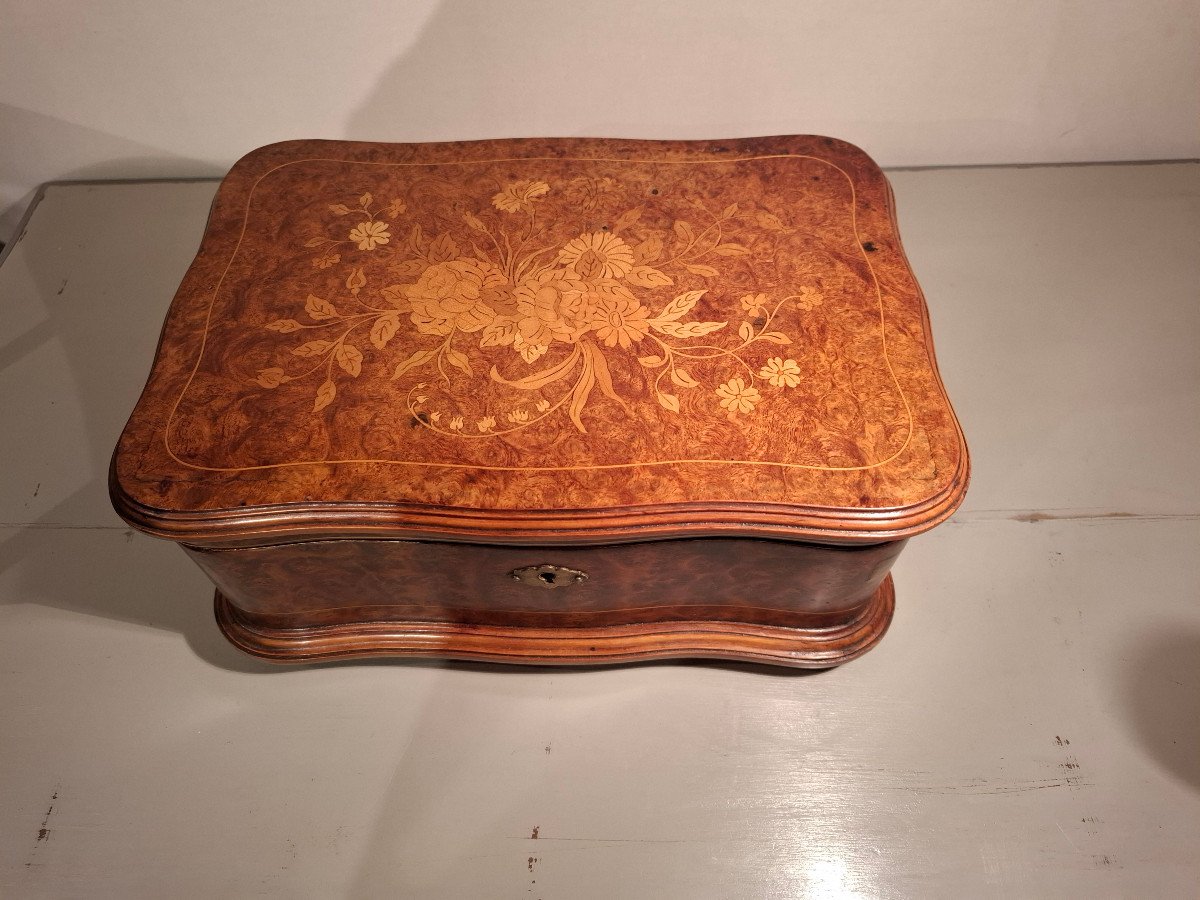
[108,136,968,666]
[190,536,903,665]
[111,136,967,547]
[215,576,895,668]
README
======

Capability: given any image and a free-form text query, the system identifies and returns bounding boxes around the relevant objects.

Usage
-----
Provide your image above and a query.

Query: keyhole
[539,572,556,585]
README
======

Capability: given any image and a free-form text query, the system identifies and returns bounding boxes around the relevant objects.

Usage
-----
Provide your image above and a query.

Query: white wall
[2,0,1198,244]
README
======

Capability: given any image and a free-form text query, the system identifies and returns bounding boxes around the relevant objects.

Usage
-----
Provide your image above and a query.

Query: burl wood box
[110,136,968,668]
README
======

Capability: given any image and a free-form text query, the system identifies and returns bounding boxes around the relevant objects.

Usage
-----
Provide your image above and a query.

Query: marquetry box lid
[111,136,968,547]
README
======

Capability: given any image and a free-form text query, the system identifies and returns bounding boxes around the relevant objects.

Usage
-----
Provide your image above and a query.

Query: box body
[111,136,967,667]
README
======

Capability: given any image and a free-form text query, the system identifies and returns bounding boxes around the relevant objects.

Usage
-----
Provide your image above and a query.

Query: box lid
[111,136,968,546]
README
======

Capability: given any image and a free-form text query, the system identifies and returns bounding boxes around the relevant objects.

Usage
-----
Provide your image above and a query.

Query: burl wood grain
[111,135,968,547]
[198,536,901,667]
[187,536,904,629]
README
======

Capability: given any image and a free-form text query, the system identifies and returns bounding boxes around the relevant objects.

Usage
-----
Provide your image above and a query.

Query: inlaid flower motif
[586,283,649,348]
[740,293,767,314]
[558,231,635,280]
[492,180,550,212]
[760,357,801,388]
[795,286,823,311]
[400,259,506,335]
[349,220,391,250]
[512,269,590,346]
[275,182,815,433]
[716,377,761,414]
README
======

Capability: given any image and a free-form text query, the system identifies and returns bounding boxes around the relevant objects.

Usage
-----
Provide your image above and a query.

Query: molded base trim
[215,575,894,669]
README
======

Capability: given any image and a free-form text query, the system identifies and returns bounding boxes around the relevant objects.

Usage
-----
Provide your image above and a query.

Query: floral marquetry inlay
[114,137,967,530]
[261,179,825,438]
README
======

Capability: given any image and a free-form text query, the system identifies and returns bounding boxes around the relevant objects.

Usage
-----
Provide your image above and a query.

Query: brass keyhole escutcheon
[510,564,588,589]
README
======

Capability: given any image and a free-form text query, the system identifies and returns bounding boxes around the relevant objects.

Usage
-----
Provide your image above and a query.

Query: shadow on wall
[0,102,219,247]
[1122,628,1200,791]
[343,0,812,145]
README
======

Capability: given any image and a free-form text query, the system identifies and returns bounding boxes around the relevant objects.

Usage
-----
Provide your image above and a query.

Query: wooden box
[110,136,968,668]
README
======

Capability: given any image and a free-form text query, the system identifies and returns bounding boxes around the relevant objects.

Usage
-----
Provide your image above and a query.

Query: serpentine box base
[110,136,967,668]
[196,537,902,667]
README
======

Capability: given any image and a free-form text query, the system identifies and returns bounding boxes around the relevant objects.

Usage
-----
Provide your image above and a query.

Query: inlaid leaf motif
[712,243,750,257]
[684,263,719,277]
[625,266,673,288]
[758,331,792,345]
[722,202,739,218]
[755,211,786,230]
[379,286,411,312]
[358,192,373,208]
[463,211,486,231]
[370,313,401,350]
[408,224,427,255]
[313,379,336,412]
[428,233,459,263]
[738,321,755,342]
[255,368,287,388]
[391,349,435,380]
[657,391,680,412]
[652,320,727,338]
[673,220,695,244]
[656,290,707,322]
[305,294,338,321]
[612,206,643,234]
[490,346,582,391]
[492,180,550,212]
[638,355,666,368]
[387,258,427,280]
[336,343,363,377]
[346,268,366,296]
[292,340,333,357]
[328,203,352,216]
[671,367,700,388]
[265,319,301,333]
[480,318,518,348]
[633,234,664,264]
[304,236,328,248]
[445,348,472,376]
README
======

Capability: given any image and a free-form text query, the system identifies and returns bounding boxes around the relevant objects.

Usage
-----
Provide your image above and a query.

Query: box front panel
[186,536,905,631]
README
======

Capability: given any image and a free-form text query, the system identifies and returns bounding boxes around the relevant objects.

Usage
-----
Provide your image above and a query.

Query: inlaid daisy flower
[715,377,761,415]
[558,231,635,280]
[349,220,391,250]
[589,288,649,348]
[759,357,801,388]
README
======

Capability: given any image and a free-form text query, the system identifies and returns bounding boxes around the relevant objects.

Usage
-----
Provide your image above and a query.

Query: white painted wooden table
[1,163,1197,898]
